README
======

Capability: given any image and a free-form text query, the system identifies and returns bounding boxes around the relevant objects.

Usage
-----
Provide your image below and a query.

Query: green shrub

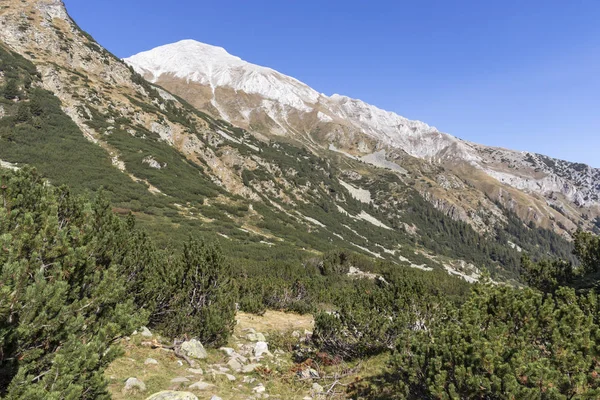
[391,284,600,399]
[0,169,145,398]
[150,238,237,346]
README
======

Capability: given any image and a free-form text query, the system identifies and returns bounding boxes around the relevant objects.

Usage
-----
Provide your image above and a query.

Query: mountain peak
[125,40,321,110]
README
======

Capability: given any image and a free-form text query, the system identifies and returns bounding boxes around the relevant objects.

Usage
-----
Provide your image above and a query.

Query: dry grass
[235,311,314,336]
[106,312,388,400]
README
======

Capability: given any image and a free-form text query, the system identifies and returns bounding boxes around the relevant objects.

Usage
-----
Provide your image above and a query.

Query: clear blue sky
[64,0,600,167]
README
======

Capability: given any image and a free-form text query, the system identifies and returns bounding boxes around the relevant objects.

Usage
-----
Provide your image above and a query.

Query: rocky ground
[106,311,384,400]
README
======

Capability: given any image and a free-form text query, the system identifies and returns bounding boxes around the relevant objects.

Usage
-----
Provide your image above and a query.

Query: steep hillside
[0,0,580,282]
[126,40,600,235]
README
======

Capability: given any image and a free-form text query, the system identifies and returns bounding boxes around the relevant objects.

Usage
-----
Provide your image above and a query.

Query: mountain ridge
[126,39,600,231]
[0,0,591,284]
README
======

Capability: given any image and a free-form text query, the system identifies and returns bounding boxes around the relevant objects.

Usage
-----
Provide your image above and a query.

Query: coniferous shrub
[391,284,600,399]
[151,238,237,346]
[0,169,146,398]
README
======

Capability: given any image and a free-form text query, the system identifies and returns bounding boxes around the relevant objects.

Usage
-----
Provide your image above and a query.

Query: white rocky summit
[126,40,600,209]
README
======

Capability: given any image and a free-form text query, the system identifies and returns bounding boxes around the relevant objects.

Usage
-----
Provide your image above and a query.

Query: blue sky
[64,0,600,167]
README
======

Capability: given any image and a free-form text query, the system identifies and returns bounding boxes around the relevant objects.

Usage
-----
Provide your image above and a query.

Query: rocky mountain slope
[126,40,600,233]
[0,0,587,282]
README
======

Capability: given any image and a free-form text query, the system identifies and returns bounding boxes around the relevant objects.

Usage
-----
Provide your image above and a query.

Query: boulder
[145,391,198,400]
[253,341,270,357]
[210,396,223,400]
[232,352,248,364]
[227,358,242,371]
[140,326,153,337]
[225,373,236,381]
[180,339,207,359]
[124,377,146,392]
[246,332,266,342]
[144,358,159,365]
[219,347,235,356]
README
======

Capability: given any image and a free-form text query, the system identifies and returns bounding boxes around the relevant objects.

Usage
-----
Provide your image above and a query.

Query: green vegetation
[0,169,236,398]
[333,232,600,399]
[3,35,599,399]
[391,284,599,399]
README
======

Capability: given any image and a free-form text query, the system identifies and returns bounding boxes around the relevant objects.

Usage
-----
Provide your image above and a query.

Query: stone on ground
[170,377,191,383]
[124,377,146,392]
[246,332,266,342]
[180,339,208,359]
[253,341,270,357]
[253,383,266,393]
[145,391,198,400]
[140,326,153,337]
[187,368,204,375]
[312,382,324,393]
[242,363,261,373]
[144,358,159,365]
[219,347,235,356]
[188,381,215,391]
[227,357,242,371]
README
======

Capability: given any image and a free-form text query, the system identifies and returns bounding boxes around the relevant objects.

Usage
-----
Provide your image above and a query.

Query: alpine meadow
[0,1,599,399]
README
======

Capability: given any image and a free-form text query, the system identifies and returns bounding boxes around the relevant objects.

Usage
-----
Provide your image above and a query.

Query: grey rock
[227,358,242,371]
[246,332,266,342]
[219,347,235,356]
[225,373,236,381]
[181,339,208,359]
[232,352,248,364]
[242,363,261,373]
[210,396,223,400]
[171,377,191,383]
[253,383,266,393]
[188,381,215,391]
[187,368,204,375]
[140,326,153,337]
[144,358,159,365]
[145,391,198,400]
[253,341,270,357]
[243,375,256,384]
[312,382,324,393]
[124,377,146,392]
